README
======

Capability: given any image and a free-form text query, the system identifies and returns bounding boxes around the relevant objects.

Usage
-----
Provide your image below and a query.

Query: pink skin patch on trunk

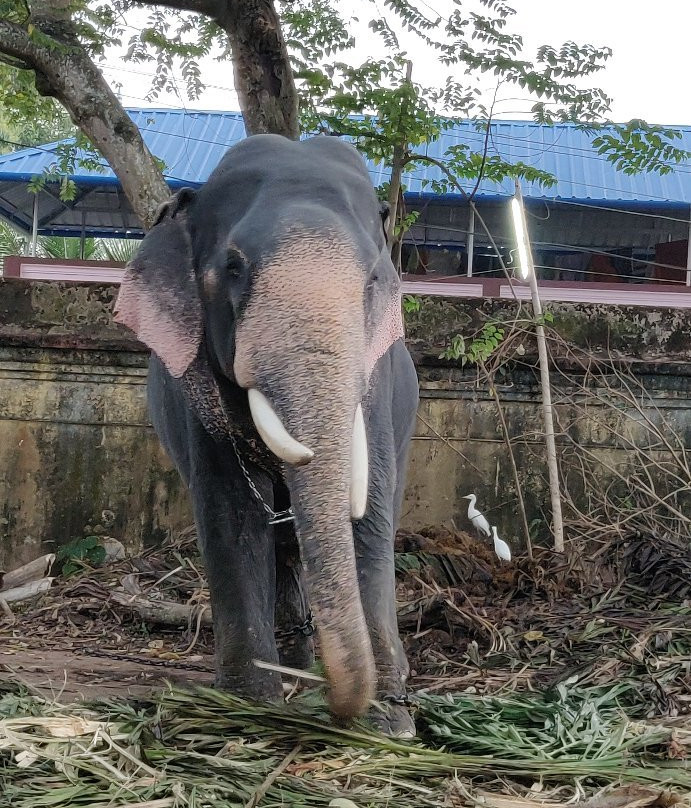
[233,230,366,393]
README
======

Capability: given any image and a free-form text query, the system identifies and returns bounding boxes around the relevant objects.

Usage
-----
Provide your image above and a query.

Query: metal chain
[229,435,295,525]
[227,436,312,637]
[275,611,315,640]
[381,693,412,707]
[75,648,214,673]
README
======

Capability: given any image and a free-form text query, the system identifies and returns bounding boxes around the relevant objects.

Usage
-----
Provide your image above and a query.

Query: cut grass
[1,681,689,807]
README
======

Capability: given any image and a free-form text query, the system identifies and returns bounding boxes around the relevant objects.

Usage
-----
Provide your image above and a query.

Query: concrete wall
[1,279,689,569]
[0,280,190,569]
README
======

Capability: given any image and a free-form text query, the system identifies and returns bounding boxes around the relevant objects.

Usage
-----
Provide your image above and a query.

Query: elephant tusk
[248,389,314,466]
[350,404,369,520]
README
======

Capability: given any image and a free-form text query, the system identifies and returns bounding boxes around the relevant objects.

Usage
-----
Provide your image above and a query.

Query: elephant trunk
[283,402,375,718]
[234,227,376,718]
[244,357,375,718]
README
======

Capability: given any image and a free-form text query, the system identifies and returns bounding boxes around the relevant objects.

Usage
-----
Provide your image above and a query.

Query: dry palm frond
[1,681,690,808]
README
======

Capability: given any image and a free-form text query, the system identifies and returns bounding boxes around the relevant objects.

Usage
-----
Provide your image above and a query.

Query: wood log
[110,591,212,627]
[0,597,14,622]
[0,577,54,604]
[0,553,56,591]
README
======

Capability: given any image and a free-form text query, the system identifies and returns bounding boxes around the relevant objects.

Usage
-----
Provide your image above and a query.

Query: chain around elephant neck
[229,435,295,525]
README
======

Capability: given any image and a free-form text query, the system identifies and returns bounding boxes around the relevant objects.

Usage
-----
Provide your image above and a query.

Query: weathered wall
[1,279,689,569]
[0,280,190,569]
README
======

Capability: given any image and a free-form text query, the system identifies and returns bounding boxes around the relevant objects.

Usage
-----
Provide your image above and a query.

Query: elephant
[114,133,419,736]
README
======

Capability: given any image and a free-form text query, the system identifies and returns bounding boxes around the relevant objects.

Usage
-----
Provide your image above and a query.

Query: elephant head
[115,134,404,718]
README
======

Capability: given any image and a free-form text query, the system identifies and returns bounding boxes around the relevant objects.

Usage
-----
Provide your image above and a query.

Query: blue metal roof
[398,119,691,207]
[0,109,689,237]
[0,110,247,188]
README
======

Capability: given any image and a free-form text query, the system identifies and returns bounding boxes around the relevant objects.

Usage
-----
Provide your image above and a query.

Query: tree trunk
[386,61,413,274]
[0,0,300,230]
[218,1,300,139]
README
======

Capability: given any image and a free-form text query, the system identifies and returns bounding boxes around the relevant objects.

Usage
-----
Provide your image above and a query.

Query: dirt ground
[1,525,689,715]
[0,647,214,700]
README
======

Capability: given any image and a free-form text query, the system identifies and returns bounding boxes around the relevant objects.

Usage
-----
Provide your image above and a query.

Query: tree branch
[131,0,218,17]
[0,20,39,64]
[0,51,32,71]
[0,18,169,228]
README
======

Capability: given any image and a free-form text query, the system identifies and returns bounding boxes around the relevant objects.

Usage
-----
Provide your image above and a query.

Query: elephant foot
[214,666,284,704]
[276,632,315,672]
[367,699,416,739]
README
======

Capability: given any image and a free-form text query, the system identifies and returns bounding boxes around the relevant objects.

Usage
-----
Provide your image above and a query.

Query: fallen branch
[0,553,56,592]
[0,578,54,604]
[109,591,212,627]
[244,743,301,808]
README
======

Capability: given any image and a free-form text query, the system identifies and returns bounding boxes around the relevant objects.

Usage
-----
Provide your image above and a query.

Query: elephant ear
[114,188,201,378]
[365,250,405,379]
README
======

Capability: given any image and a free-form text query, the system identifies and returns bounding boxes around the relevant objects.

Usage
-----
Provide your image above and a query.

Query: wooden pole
[513,181,565,553]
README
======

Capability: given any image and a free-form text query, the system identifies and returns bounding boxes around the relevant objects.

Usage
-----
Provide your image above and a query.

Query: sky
[106,0,691,126]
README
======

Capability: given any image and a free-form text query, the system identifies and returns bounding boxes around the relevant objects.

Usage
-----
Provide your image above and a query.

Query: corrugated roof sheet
[0,110,689,237]
[396,119,691,205]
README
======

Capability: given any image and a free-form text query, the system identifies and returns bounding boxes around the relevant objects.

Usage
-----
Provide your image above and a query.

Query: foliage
[536,310,555,325]
[0,220,138,266]
[0,222,118,261]
[438,310,555,363]
[278,1,688,255]
[283,2,687,177]
[0,219,26,261]
[40,234,98,260]
[25,131,108,203]
[402,293,422,314]
[98,237,138,263]
[440,321,505,363]
[422,682,655,760]
[0,65,75,155]
[55,536,106,577]
[588,119,689,175]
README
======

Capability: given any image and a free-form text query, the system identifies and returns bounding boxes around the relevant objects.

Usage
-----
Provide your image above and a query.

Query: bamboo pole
[512,181,565,553]
[466,206,475,277]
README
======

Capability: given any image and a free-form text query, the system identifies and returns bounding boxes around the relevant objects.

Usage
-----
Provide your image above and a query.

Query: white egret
[462,493,491,537]
[491,526,512,561]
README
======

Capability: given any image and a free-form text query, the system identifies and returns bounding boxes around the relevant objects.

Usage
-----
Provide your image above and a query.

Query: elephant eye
[226,246,247,278]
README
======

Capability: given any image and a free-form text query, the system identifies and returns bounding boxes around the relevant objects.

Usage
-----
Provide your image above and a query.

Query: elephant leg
[354,449,413,736]
[274,512,315,670]
[353,430,410,731]
[188,429,283,702]
[355,347,418,737]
